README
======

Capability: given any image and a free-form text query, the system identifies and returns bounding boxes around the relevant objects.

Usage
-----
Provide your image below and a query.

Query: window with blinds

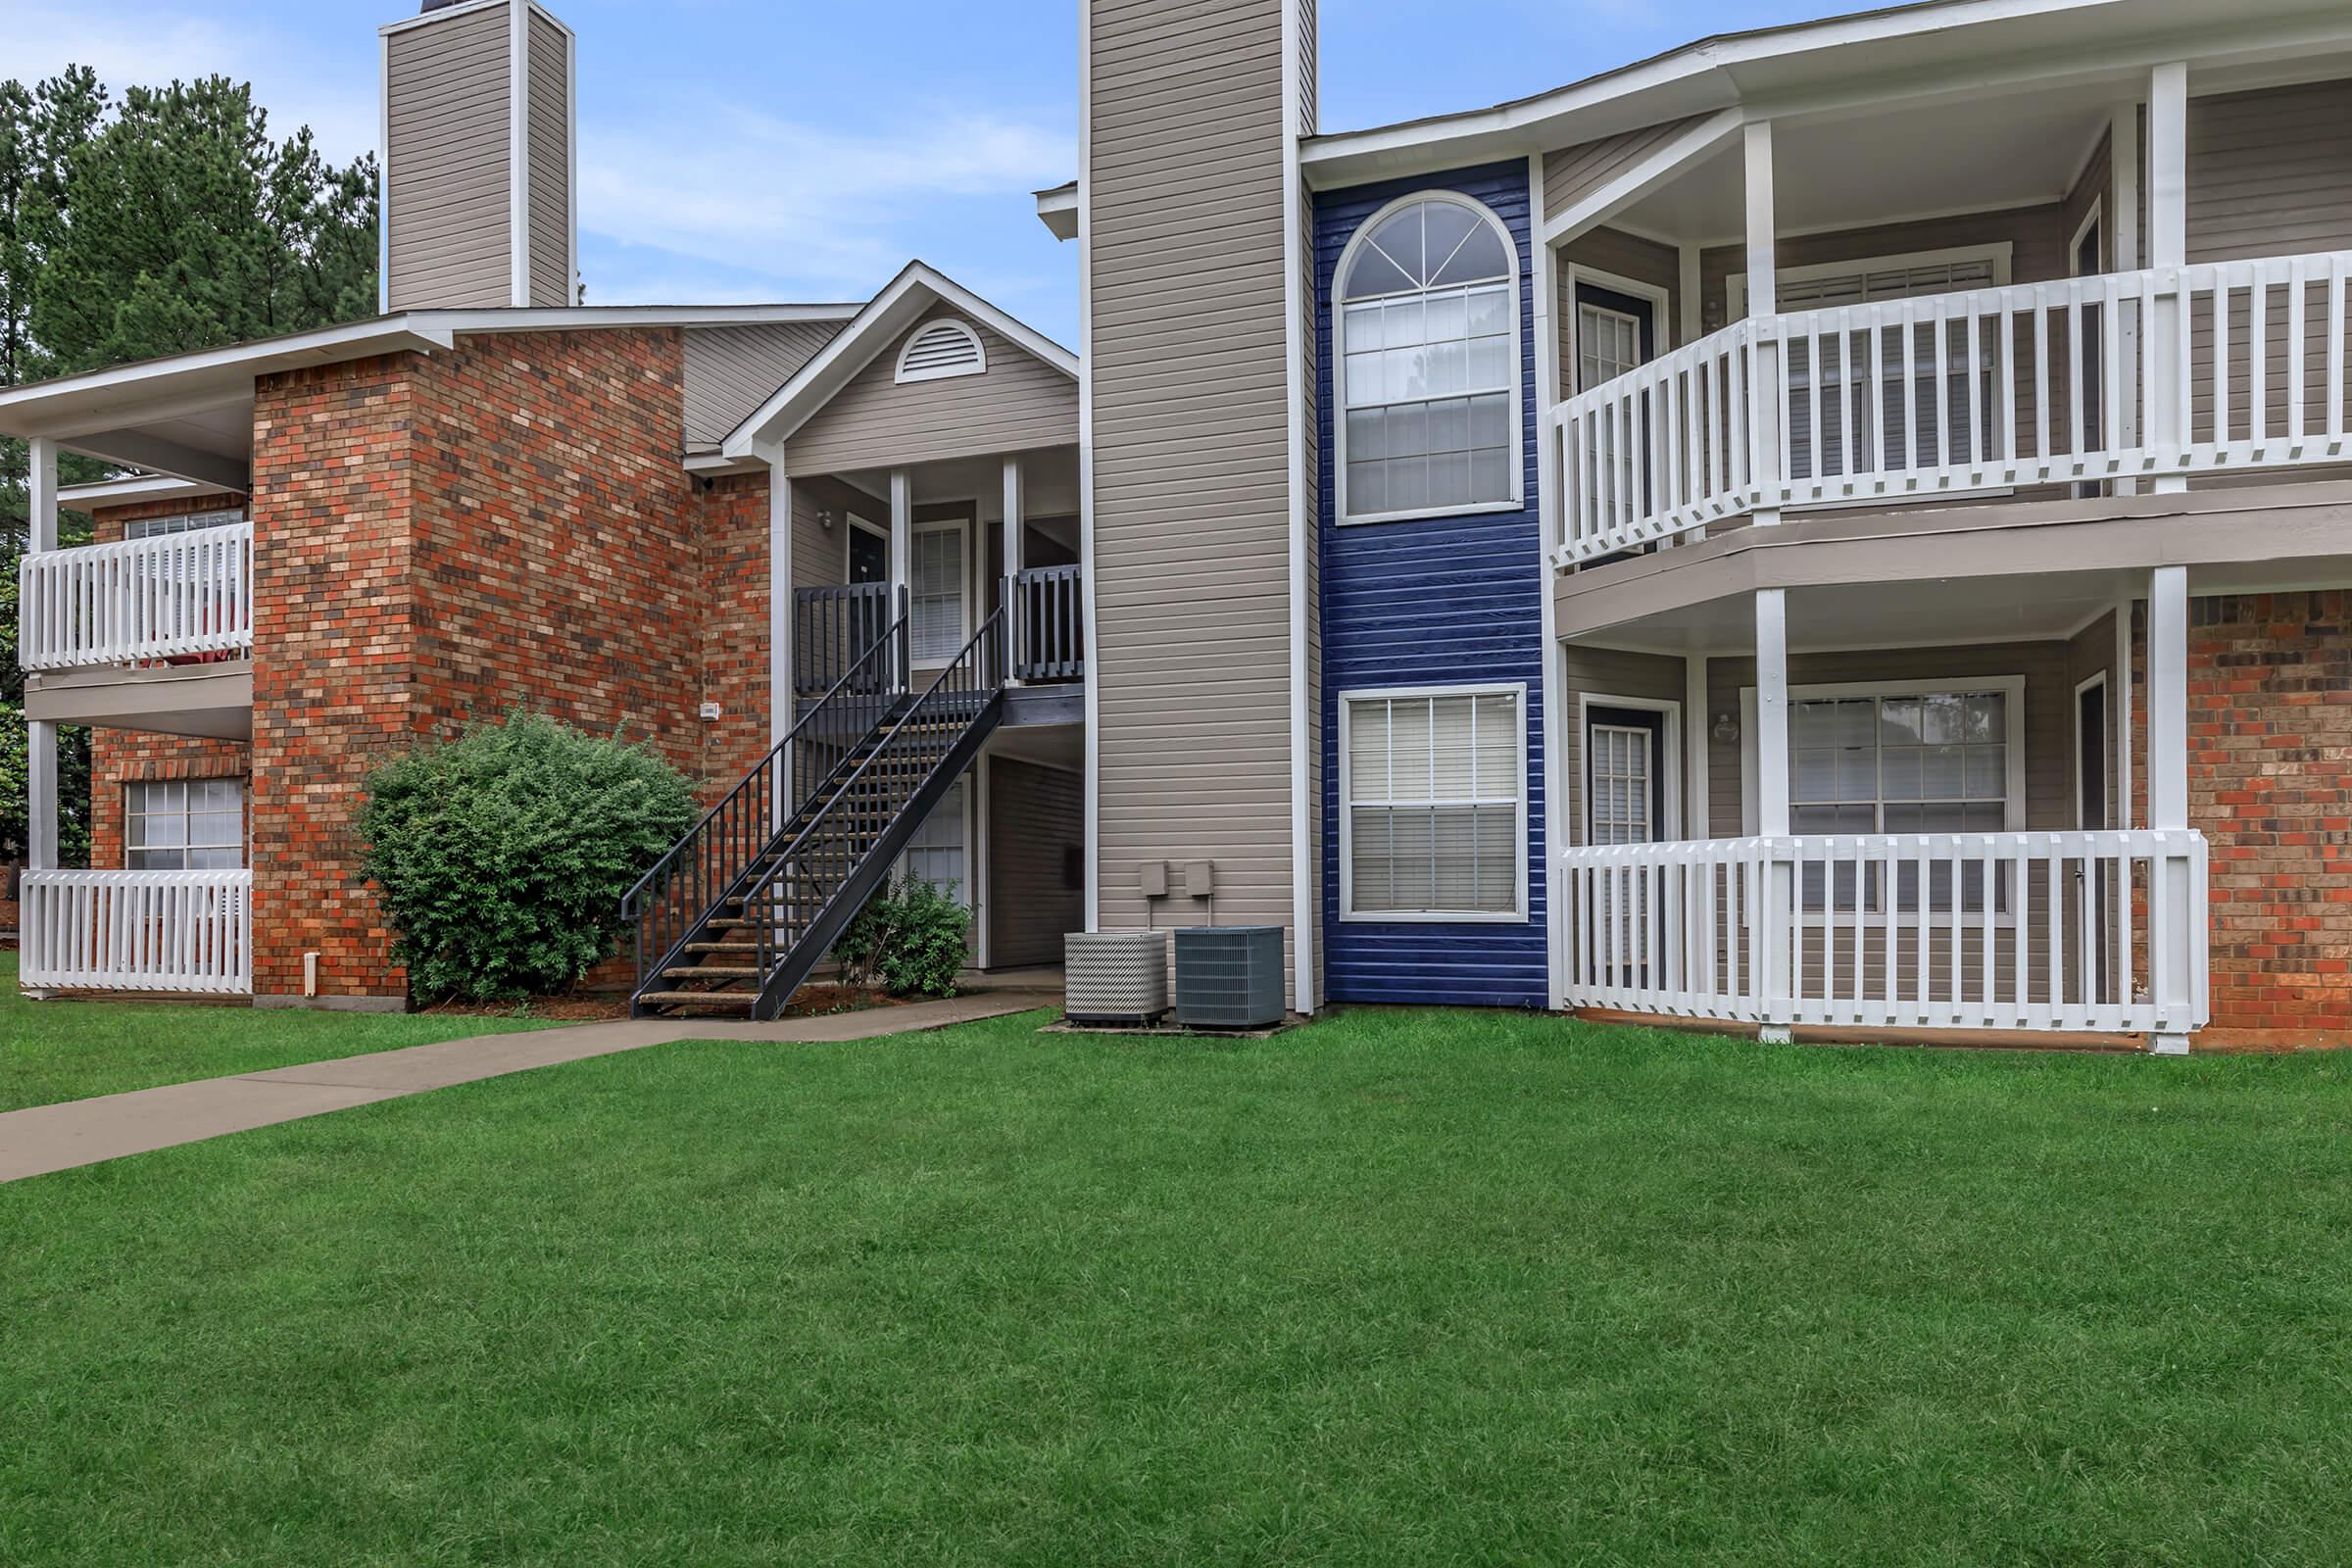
[1344,688,1524,918]
[1788,689,2013,912]
[909,524,965,662]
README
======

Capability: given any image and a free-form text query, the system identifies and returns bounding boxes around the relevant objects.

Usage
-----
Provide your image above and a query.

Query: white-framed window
[125,778,245,870]
[1745,677,2025,915]
[1577,304,1643,391]
[123,507,245,541]
[1336,192,1520,524]
[1341,684,1526,921]
[906,779,969,906]
[895,318,986,383]
[908,519,967,662]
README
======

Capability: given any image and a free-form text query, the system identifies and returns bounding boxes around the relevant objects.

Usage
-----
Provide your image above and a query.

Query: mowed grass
[6,1008,2352,1564]
[0,951,561,1112]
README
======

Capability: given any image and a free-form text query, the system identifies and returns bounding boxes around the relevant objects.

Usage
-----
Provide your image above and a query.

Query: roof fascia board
[1303,0,2352,191]
[0,319,457,434]
[719,264,1077,460]
[426,303,862,332]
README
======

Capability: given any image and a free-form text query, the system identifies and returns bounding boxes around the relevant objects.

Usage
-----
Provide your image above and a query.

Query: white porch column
[25,436,59,871]
[763,447,793,749]
[2111,100,2142,493]
[2148,564,2193,1053]
[1755,587,1793,1042]
[888,466,911,676]
[2147,63,2188,494]
[1001,457,1024,580]
[1743,121,1783,527]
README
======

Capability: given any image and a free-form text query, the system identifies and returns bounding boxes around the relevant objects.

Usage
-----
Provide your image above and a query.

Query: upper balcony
[18,516,255,739]
[1554,248,2352,564]
[1537,52,2352,570]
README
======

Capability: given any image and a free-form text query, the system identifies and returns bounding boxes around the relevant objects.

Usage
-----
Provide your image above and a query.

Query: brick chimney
[378,0,577,311]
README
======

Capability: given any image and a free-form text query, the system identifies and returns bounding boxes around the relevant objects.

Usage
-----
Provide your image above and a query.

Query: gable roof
[719,262,1077,463]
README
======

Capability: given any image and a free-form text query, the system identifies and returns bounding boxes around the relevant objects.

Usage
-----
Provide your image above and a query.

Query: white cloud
[578,101,1071,293]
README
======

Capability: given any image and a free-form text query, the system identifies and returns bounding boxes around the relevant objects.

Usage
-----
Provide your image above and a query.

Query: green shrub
[359,712,699,1004]
[831,877,972,998]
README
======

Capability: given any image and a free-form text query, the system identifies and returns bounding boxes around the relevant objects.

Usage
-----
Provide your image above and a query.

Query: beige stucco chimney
[378,0,577,311]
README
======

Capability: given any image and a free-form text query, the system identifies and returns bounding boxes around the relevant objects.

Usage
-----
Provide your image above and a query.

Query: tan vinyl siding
[2065,609,2119,831]
[790,474,885,594]
[525,11,570,308]
[385,1,514,311]
[1542,116,1706,225]
[2183,79,2352,493]
[682,322,843,449]
[1559,645,1687,848]
[2187,78,2352,262]
[986,758,1085,967]
[1088,0,1297,956]
[787,305,1077,475]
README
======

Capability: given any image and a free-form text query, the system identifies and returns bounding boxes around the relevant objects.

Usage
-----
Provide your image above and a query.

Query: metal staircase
[622,591,1009,1019]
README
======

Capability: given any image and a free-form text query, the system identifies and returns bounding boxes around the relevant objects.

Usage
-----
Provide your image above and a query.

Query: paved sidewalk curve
[0,991,1055,1185]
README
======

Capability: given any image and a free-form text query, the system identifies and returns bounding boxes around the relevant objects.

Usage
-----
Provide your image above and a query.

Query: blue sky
[11,0,1843,345]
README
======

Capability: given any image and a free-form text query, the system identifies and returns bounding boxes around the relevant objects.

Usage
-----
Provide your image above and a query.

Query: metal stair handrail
[622,594,909,998]
[742,605,1009,1002]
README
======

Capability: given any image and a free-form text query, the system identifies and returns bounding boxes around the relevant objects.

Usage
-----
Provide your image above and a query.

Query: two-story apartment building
[11,0,2352,1051]
[1065,0,2352,1052]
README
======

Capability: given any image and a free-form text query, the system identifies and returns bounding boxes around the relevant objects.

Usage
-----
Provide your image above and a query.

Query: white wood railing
[18,870,254,995]
[1555,250,2352,565]
[1561,830,2207,1036]
[18,520,254,671]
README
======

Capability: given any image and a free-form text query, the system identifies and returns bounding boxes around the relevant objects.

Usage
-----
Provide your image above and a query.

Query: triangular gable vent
[896,318,987,383]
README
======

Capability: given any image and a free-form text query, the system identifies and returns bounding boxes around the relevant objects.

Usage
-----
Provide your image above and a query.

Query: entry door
[2077,678,2112,1001]
[1588,706,1668,982]
[1576,284,1658,534]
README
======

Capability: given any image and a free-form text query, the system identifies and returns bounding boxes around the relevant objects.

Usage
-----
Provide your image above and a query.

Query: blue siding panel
[1316,160,1548,1008]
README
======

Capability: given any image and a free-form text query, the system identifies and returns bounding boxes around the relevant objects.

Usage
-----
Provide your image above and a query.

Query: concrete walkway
[0,989,1056,1185]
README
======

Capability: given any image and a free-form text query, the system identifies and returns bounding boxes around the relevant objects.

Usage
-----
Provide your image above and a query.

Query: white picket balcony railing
[18,870,254,995]
[18,521,255,671]
[1561,830,2207,1037]
[1555,249,2352,564]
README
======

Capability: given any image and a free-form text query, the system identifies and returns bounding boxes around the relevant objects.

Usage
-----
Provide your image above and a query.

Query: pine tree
[0,66,377,865]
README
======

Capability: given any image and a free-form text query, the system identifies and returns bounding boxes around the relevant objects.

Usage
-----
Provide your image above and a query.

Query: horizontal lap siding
[986,759,1084,967]
[1318,162,1547,1006]
[386,3,512,311]
[525,12,569,308]
[1089,0,1298,956]
[788,304,1077,475]
[681,322,842,449]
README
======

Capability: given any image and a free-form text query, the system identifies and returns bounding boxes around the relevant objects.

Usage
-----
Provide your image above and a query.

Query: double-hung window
[1339,194,1519,521]
[1783,685,2017,913]
[1343,687,1525,920]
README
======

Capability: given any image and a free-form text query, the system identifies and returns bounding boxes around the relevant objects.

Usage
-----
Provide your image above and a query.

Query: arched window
[1337,194,1519,522]
[896,318,987,383]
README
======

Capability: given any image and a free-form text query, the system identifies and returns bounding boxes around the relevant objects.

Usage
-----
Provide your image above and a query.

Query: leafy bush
[359,712,699,1003]
[831,877,972,998]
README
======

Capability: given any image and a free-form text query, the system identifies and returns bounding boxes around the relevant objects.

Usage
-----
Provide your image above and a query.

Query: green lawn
[6,1009,2352,1564]
[0,951,560,1113]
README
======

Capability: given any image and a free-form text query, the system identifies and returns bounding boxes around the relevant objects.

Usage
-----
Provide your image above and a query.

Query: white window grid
[125,778,246,870]
[1343,688,1525,919]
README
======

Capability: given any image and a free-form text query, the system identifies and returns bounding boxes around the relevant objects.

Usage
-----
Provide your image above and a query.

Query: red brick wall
[2184,592,2352,1037]
[85,496,256,870]
[248,353,423,1001]
[232,330,776,1004]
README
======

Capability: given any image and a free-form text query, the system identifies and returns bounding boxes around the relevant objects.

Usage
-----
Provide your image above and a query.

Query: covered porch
[1553,552,2212,1051]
